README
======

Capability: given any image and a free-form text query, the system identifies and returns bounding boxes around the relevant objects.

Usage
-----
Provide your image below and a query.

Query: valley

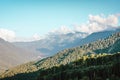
[0,0,120,80]
[0,32,120,80]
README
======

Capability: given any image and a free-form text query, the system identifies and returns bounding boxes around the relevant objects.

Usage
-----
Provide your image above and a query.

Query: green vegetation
[1,52,120,80]
[36,32,120,69]
[0,62,37,78]
[0,32,120,80]
[37,52,120,80]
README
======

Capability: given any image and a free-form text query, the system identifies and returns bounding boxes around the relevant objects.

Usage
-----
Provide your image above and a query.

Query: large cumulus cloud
[0,14,119,42]
[0,28,16,42]
[74,14,119,34]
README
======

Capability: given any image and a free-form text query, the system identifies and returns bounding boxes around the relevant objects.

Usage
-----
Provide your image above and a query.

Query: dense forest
[0,32,120,80]
[1,52,120,80]
[37,52,120,80]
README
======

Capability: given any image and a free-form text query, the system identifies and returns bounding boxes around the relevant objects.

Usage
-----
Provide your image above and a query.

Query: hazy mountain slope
[14,32,88,56]
[13,29,119,57]
[0,38,37,72]
[76,30,116,46]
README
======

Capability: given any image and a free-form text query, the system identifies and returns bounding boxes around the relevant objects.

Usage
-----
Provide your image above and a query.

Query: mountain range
[13,28,120,57]
[0,31,120,80]
[0,28,119,72]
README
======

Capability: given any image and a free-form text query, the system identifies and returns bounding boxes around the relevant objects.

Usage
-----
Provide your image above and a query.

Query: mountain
[13,29,120,57]
[1,29,118,74]
[74,28,120,46]
[0,32,120,80]
[35,32,120,69]
[0,38,37,72]
[37,53,120,80]
[13,32,88,57]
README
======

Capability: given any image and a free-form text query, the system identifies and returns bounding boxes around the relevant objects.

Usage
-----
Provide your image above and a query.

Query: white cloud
[14,37,34,42]
[49,14,119,35]
[0,28,16,42]
[115,13,120,17]
[33,33,41,40]
[14,34,44,42]
[74,14,119,34]
[50,26,74,35]
[0,28,43,42]
[89,14,118,26]
[14,37,31,42]
[0,14,119,42]
[33,33,44,41]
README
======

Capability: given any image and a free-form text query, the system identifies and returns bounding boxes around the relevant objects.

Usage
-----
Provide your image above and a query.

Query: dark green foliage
[1,53,120,80]
[0,32,120,80]
[0,62,38,79]
[0,71,39,80]
[35,32,120,69]
[37,53,120,80]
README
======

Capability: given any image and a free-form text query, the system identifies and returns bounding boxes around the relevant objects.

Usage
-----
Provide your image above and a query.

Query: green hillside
[1,52,120,80]
[37,52,120,80]
[36,32,120,69]
[0,32,120,80]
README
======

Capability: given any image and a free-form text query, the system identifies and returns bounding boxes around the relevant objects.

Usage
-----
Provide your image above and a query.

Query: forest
[0,32,120,80]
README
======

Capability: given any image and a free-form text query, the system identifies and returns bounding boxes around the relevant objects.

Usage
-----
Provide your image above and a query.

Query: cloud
[32,33,45,41]
[0,14,119,42]
[49,26,73,35]
[0,28,16,42]
[33,33,42,40]
[49,14,119,35]
[14,37,35,42]
[74,14,119,34]
[14,34,44,42]
[115,13,120,17]
[12,33,45,42]
[0,28,43,42]
[89,14,118,26]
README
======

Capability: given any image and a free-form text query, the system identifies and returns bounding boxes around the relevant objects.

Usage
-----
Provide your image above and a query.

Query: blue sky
[0,0,120,38]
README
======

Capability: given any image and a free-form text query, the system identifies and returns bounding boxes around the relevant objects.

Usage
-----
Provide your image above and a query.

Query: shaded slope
[0,38,37,72]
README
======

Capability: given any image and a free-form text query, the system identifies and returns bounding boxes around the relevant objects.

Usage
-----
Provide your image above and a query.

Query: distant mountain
[13,32,88,57]
[1,32,120,80]
[0,38,37,72]
[13,28,120,57]
[75,29,120,46]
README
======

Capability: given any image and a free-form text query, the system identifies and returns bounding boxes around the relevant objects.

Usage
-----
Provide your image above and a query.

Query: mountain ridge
[13,29,120,57]
[0,38,37,72]
[0,32,120,80]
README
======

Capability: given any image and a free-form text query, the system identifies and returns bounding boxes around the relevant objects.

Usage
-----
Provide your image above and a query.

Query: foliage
[0,32,120,80]
[37,52,120,80]
[36,32,120,69]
